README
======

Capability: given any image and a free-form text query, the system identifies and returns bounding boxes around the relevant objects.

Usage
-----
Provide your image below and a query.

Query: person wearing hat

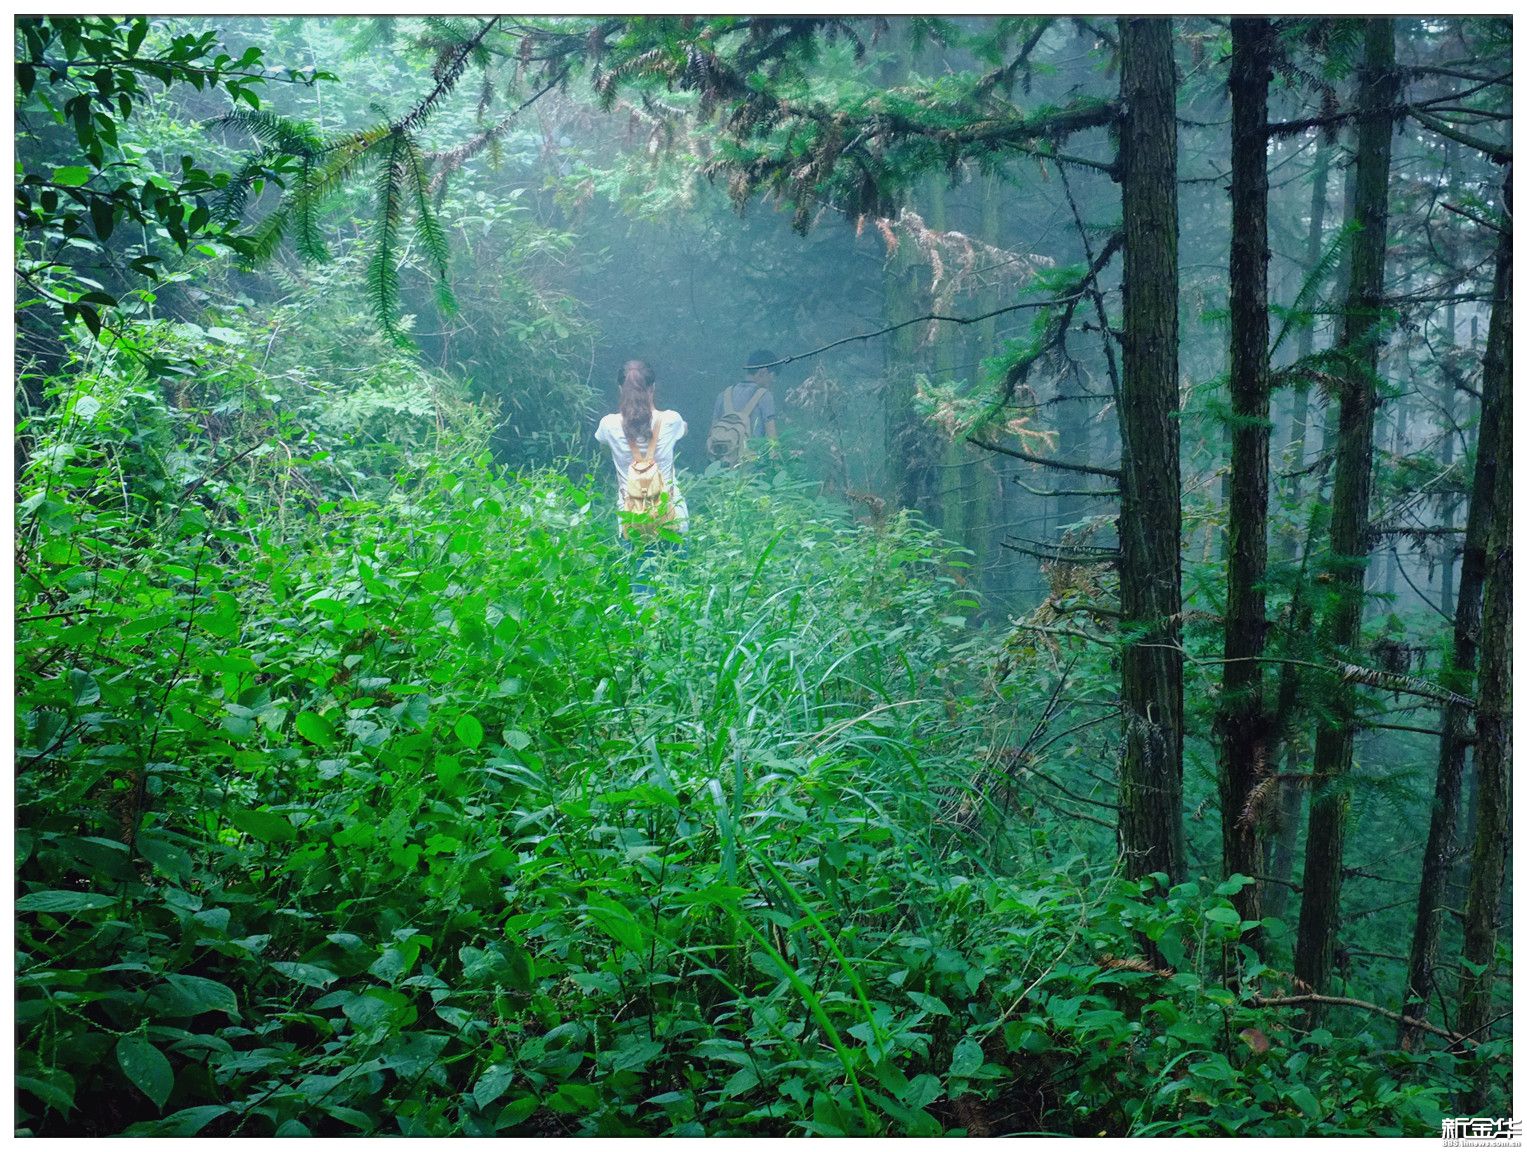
[707,349,780,465]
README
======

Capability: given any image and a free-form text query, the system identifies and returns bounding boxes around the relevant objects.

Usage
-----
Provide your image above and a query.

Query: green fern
[214,156,267,225]
[217,107,324,159]
[291,157,330,264]
[402,134,457,316]
[1269,218,1358,361]
[213,23,500,336]
[368,131,411,347]
[234,203,292,268]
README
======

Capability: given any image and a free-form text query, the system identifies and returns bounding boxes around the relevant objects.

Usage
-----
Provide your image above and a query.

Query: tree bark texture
[1456,172,1511,1077]
[884,236,940,519]
[1401,199,1508,1046]
[1116,16,1185,885]
[1265,132,1334,922]
[1294,18,1398,998]
[1217,17,1273,934]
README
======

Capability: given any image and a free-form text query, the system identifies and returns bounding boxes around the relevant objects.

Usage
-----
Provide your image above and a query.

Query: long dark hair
[618,359,656,443]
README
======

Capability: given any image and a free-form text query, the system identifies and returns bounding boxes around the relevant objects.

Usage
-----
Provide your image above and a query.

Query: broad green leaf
[949,1036,984,1078]
[907,991,951,1017]
[295,710,334,747]
[902,1073,943,1110]
[400,694,430,730]
[455,714,484,749]
[17,890,115,914]
[584,893,644,954]
[342,989,410,1031]
[611,1038,663,1072]
[68,668,100,705]
[124,1105,230,1137]
[52,166,93,186]
[159,973,239,1019]
[117,1035,174,1110]
[546,1083,598,1114]
[228,808,296,844]
[270,961,338,989]
[473,1063,514,1111]
[1289,1086,1320,1117]
[139,835,192,880]
[368,946,411,983]
[16,1071,74,1114]
[494,1096,539,1130]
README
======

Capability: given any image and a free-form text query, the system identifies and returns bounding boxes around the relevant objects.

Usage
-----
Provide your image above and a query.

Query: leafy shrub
[16,438,1486,1135]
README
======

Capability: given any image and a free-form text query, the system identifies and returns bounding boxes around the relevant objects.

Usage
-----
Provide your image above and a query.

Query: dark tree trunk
[1456,173,1512,1085]
[1217,17,1273,936]
[1116,16,1185,885]
[1438,292,1459,617]
[1403,173,1508,1047]
[1294,18,1397,998]
[1265,132,1335,922]
[883,233,940,519]
[879,27,939,522]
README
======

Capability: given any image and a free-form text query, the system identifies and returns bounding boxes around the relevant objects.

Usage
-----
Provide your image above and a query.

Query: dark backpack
[706,385,766,466]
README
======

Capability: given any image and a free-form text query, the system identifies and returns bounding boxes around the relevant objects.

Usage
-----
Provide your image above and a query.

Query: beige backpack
[621,416,673,538]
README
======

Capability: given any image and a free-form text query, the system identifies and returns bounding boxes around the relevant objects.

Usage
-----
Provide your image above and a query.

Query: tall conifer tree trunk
[1401,192,1508,1043]
[1265,132,1334,921]
[878,23,938,520]
[1294,18,1397,997]
[1116,17,1185,884]
[1457,173,1511,1085]
[1218,17,1273,933]
[884,218,938,517]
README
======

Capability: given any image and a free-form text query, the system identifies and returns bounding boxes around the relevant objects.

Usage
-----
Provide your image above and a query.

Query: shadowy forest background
[14,15,1513,1137]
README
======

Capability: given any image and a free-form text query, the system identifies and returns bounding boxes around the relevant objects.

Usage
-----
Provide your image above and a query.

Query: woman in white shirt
[594,360,687,598]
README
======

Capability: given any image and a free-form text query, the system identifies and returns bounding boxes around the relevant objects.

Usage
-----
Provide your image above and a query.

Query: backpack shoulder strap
[625,414,660,463]
[739,387,767,420]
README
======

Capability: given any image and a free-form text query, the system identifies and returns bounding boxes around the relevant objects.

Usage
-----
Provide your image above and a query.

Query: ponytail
[618,359,656,444]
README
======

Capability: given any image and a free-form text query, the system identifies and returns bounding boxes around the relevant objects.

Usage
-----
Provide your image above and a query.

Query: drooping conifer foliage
[15,14,1512,1137]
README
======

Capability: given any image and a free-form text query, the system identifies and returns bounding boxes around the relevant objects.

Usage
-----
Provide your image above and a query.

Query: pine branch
[216,107,324,158]
[1142,644,1475,709]
[1269,220,1359,360]
[394,17,502,137]
[402,134,455,314]
[1001,543,1119,567]
[368,131,410,345]
[293,156,329,263]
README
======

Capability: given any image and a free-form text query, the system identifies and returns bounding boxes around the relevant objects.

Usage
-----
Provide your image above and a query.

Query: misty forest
[13,15,1514,1138]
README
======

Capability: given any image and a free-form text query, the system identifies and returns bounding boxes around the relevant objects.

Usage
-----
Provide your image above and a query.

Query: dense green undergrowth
[17,432,1488,1136]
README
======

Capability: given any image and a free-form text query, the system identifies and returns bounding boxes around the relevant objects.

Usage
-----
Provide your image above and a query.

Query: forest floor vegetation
[16,414,1485,1135]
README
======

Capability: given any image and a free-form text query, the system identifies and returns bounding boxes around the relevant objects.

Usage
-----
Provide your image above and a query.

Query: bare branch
[970,435,1121,478]
[751,294,1084,372]
[1442,201,1508,235]
[1407,105,1511,164]
[1250,994,1476,1047]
